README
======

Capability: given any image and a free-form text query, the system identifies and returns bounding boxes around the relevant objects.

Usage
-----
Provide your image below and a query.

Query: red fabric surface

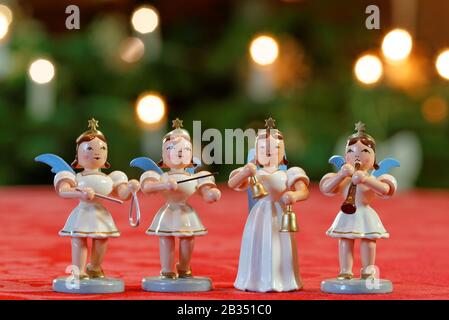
[0,185,448,300]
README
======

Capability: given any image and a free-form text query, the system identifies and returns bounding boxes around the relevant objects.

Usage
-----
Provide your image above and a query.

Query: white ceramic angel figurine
[320,122,399,294]
[135,118,221,292]
[36,118,140,294]
[228,118,309,292]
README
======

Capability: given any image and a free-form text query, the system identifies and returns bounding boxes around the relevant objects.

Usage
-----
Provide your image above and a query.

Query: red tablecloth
[0,185,448,300]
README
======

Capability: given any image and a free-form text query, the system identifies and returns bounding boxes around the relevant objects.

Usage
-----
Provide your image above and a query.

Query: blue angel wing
[35,153,75,175]
[130,157,163,175]
[372,158,400,177]
[279,152,288,172]
[186,156,201,174]
[247,148,258,213]
[329,155,345,172]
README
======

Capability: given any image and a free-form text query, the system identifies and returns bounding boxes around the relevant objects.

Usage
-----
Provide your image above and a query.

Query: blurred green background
[0,0,447,187]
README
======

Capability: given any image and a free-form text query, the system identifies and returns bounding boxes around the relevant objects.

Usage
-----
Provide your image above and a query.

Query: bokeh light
[120,37,145,63]
[0,14,8,40]
[0,5,12,25]
[435,49,449,80]
[354,54,383,85]
[136,93,166,124]
[28,59,55,84]
[422,96,448,123]
[381,29,413,62]
[249,35,279,66]
[131,6,159,34]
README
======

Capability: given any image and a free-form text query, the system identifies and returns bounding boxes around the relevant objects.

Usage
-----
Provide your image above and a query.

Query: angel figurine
[35,118,140,294]
[131,118,221,292]
[320,121,400,294]
[228,117,310,292]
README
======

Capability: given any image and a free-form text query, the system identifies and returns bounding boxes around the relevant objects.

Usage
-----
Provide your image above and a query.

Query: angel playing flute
[320,122,399,294]
[35,118,139,294]
[228,118,310,292]
[131,118,221,292]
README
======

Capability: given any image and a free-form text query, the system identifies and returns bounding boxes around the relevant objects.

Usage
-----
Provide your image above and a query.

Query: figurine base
[53,277,124,294]
[142,276,212,292]
[321,278,393,294]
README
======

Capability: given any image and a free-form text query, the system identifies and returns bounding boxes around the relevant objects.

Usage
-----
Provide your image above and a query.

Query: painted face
[162,136,192,169]
[256,133,285,168]
[345,140,375,171]
[77,137,108,170]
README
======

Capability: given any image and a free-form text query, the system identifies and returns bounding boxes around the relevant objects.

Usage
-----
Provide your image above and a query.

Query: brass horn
[340,162,361,214]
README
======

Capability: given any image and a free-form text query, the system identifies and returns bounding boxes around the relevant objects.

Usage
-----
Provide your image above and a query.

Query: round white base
[53,277,124,294]
[142,276,212,292]
[321,278,393,294]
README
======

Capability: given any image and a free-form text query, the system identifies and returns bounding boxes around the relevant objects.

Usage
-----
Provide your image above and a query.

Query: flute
[340,162,361,214]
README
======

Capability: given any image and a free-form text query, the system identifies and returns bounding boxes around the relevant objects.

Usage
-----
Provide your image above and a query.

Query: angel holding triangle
[36,119,140,293]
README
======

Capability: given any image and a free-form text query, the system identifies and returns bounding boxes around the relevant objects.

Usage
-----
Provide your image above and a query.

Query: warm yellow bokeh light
[131,6,159,34]
[28,59,55,84]
[421,96,449,123]
[381,29,413,62]
[120,37,145,63]
[249,35,279,66]
[136,93,166,124]
[0,5,12,25]
[354,54,383,85]
[435,49,449,80]
[422,96,448,124]
[0,14,8,40]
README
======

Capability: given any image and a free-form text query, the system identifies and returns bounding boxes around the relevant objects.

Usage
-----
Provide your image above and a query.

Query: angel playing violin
[320,122,400,294]
[35,118,140,294]
[131,118,221,292]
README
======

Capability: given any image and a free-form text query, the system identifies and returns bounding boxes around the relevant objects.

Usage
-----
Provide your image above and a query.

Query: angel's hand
[281,191,296,205]
[79,187,95,201]
[165,178,178,191]
[244,163,257,177]
[127,179,140,193]
[352,170,368,185]
[203,187,221,203]
[340,164,355,177]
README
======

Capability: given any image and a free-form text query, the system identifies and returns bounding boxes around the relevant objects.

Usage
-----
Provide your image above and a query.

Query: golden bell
[249,176,268,199]
[280,205,298,232]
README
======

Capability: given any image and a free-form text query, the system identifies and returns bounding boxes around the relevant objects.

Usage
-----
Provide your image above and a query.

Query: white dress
[230,167,309,292]
[54,170,128,238]
[321,173,397,239]
[140,170,216,237]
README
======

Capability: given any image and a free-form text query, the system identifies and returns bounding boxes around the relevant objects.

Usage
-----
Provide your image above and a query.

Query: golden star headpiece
[265,117,276,129]
[257,117,283,139]
[163,118,191,143]
[76,118,105,143]
[347,121,375,144]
